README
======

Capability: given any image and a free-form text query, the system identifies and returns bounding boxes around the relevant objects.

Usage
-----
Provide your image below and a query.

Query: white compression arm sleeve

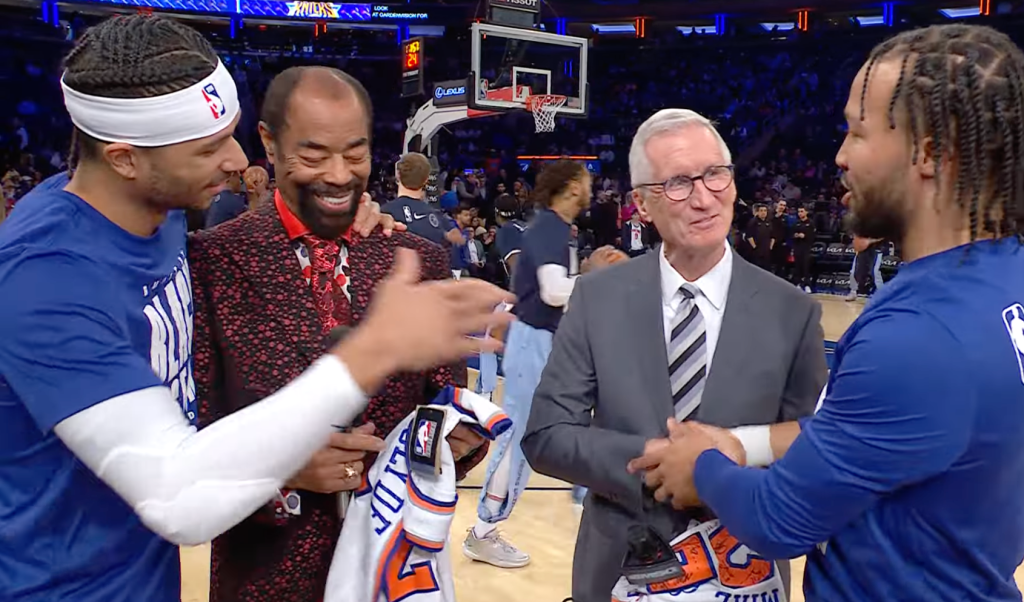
[53,355,366,546]
[537,264,578,308]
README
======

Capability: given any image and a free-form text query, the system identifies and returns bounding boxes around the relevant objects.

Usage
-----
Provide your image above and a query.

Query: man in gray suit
[521,108,827,602]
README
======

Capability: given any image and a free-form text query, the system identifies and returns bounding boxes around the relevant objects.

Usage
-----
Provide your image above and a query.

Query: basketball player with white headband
[0,15,512,602]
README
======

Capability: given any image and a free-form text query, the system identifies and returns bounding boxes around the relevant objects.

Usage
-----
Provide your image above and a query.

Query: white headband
[61,60,240,148]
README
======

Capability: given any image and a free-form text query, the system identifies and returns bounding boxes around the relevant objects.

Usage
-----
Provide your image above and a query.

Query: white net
[526,95,567,133]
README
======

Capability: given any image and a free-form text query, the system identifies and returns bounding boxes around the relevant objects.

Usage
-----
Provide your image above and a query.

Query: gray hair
[628,109,732,188]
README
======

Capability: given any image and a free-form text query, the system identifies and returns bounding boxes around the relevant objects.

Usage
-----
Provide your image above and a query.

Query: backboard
[468,22,589,119]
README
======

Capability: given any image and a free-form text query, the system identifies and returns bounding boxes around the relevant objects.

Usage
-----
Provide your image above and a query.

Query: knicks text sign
[286,1,341,18]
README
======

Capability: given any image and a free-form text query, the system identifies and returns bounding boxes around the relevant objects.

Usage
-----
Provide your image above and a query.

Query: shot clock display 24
[401,37,425,98]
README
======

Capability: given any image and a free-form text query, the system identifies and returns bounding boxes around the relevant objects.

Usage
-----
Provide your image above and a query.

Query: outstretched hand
[334,249,515,392]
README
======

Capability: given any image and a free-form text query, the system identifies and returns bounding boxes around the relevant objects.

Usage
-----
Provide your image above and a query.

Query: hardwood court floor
[179,295,1024,602]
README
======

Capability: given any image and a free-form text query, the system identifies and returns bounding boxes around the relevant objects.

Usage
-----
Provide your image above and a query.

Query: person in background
[770,199,790,278]
[465,159,625,570]
[847,234,886,300]
[190,66,491,602]
[791,204,817,293]
[382,152,461,247]
[205,171,247,228]
[620,208,651,257]
[243,165,271,210]
[746,203,773,270]
[493,192,527,287]
[628,24,1024,602]
[449,203,473,278]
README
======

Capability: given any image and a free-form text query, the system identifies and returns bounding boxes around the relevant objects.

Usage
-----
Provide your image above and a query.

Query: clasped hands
[286,422,485,494]
[626,419,746,510]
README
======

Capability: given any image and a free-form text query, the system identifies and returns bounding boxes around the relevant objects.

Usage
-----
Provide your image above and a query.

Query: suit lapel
[227,202,326,363]
[628,252,676,423]
[698,254,760,422]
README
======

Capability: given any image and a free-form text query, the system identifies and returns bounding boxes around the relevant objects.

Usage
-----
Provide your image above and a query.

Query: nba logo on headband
[61,60,239,147]
[203,83,226,119]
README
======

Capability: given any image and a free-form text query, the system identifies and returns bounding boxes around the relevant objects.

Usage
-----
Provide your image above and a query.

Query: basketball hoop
[525,94,567,133]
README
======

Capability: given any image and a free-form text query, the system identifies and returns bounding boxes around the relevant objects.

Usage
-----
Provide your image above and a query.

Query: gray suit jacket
[521,249,827,602]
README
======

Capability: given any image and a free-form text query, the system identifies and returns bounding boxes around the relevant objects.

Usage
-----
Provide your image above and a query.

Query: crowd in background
[4,9,1001,289]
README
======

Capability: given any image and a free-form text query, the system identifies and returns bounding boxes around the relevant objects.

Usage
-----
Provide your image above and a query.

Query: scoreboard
[401,37,425,98]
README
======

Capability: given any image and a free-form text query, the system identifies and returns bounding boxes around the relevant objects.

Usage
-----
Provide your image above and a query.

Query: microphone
[620,488,683,586]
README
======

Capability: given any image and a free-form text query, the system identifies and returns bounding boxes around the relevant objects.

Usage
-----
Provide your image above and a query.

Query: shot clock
[401,37,425,97]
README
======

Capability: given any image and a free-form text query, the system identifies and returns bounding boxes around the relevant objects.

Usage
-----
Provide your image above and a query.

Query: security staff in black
[382,152,463,247]
[791,204,817,292]
[745,203,774,271]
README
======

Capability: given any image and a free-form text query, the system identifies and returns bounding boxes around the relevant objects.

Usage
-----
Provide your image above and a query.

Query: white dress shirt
[659,242,733,374]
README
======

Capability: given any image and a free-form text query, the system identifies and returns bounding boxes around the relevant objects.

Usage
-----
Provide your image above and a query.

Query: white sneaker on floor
[845,292,858,301]
[463,528,531,568]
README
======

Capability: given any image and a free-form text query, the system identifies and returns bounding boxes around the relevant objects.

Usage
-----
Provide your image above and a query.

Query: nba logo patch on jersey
[1002,303,1024,384]
[408,406,446,475]
[202,83,227,119]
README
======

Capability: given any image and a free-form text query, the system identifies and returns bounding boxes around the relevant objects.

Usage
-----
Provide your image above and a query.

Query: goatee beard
[846,192,906,242]
[296,184,364,240]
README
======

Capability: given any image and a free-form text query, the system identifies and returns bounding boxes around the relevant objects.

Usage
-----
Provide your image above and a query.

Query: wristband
[728,425,773,467]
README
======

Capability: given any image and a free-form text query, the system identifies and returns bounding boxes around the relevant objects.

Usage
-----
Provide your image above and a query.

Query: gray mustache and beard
[295,181,365,240]
[843,174,907,242]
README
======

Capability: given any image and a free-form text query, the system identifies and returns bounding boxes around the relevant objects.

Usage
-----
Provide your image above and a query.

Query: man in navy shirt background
[493,192,527,285]
[630,24,1024,602]
[465,159,625,569]
[383,152,462,247]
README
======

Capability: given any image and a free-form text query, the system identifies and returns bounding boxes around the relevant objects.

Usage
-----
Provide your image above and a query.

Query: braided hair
[532,159,588,208]
[860,24,1024,241]
[61,15,220,168]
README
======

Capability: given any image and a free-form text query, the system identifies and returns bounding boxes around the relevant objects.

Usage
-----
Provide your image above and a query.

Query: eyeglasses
[636,165,735,202]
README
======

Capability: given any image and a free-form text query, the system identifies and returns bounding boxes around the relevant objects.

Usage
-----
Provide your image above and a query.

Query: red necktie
[302,235,352,336]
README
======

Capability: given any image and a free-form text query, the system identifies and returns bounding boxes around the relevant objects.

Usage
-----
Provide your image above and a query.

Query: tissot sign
[488,0,540,12]
[432,79,468,107]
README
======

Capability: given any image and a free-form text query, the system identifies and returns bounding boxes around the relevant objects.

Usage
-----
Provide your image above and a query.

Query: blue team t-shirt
[0,175,195,602]
[382,195,449,246]
[511,208,575,332]
[695,239,1024,602]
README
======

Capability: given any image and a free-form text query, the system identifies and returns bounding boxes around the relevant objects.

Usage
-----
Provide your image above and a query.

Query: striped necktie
[668,285,707,421]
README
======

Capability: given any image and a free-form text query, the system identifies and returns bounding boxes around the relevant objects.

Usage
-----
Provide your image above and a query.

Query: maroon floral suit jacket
[188,201,485,602]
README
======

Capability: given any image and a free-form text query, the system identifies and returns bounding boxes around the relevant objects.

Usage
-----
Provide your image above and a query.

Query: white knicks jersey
[612,519,787,602]
[325,386,511,602]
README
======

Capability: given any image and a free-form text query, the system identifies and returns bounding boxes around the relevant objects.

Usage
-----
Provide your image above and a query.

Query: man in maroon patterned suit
[189,66,488,602]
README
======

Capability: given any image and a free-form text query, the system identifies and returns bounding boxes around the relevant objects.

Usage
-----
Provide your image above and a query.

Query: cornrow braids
[62,14,220,170]
[532,159,587,208]
[864,24,1024,241]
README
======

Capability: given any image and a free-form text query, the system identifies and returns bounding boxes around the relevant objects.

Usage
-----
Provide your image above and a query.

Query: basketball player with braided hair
[0,15,513,602]
[464,159,625,568]
[629,23,1024,602]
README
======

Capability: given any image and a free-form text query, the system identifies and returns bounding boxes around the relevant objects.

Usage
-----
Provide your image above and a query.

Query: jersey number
[382,535,440,602]
[649,526,774,593]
